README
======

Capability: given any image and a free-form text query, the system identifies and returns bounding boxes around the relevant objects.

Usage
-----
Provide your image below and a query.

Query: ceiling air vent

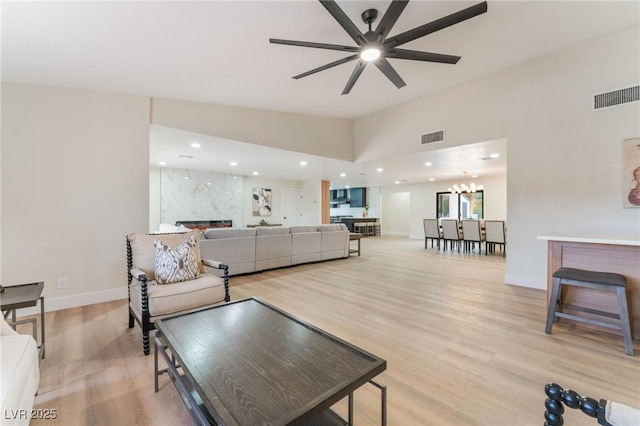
[421,130,445,145]
[593,85,639,110]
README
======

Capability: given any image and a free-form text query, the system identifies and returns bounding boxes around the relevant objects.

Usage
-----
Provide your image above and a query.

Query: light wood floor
[26,236,638,425]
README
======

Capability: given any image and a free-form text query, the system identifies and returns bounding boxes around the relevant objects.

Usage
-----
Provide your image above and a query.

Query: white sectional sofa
[200,224,349,276]
[1,317,40,426]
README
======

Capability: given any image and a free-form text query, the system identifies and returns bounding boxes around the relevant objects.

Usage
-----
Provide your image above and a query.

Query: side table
[349,232,363,256]
[1,282,45,359]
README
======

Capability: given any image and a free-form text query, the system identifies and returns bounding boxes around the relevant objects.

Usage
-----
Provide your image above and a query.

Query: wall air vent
[593,85,639,110]
[420,130,445,145]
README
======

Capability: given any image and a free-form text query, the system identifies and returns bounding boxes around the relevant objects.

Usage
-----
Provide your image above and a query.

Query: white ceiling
[3,1,638,188]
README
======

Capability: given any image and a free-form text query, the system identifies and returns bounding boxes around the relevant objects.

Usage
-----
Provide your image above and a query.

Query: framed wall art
[623,137,640,208]
[252,188,272,216]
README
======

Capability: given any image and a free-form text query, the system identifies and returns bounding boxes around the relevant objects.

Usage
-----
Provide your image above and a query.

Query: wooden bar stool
[545,267,633,356]
[354,222,368,236]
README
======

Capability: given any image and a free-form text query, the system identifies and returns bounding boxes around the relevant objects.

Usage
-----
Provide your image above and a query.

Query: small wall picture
[623,137,640,208]
[252,188,272,216]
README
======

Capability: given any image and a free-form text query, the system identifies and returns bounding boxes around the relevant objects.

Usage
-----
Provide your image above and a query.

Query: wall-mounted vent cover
[593,85,639,110]
[421,130,445,145]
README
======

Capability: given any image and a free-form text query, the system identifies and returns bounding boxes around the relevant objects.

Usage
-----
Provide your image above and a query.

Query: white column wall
[1,83,150,308]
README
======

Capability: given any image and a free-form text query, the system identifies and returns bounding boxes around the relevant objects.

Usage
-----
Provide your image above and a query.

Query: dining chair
[423,219,442,249]
[441,219,463,251]
[484,220,506,256]
[461,219,485,253]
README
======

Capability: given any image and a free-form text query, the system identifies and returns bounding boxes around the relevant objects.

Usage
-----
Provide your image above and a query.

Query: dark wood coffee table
[154,298,387,425]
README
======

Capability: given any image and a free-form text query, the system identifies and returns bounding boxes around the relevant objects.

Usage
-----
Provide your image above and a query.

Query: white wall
[382,191,410,236]
[149,167,162,232]
[1,83,150,308]
[301,180,322,225]
[242,176,302,227]
[355,26,640,289]
[150,98,354,162]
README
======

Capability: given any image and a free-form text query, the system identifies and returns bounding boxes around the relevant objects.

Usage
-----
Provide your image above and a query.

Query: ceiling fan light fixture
[360,47,381,61]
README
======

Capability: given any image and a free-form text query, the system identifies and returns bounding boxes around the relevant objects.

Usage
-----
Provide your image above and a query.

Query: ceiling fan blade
[374,0,409,41]
[385,1,488,48]
[320,0,366,45]
[374,57,406,89]
[270,38,359,53]
[293,54,359,79]
[342,60,367,95]
[389,48,461,64]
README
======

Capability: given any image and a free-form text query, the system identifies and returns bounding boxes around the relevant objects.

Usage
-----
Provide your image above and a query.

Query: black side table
[1,282,45,359]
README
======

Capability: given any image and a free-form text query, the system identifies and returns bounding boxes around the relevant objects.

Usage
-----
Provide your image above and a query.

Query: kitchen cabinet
[349,187,367,208]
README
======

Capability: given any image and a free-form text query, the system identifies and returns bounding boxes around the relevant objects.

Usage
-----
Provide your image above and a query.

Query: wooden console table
[538,234,640,337]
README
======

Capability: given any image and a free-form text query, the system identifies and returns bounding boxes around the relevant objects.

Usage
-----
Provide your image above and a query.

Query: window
[437,190,484,221]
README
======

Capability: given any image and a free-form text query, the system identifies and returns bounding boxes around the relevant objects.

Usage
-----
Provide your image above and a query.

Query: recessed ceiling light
[340,173,346,177]
[191,142,201,148]
[206,182,212,185]
[395,180,400,184]
[425,162,432,166]
[184,176,190,180]
[429,178,435,181]
[376,168,383,172]
[490,153,500,158]
[345,185,350,189]
[158,161,167,166]
[472,174,478,178]
[300,161,307,166]
[252,171,259,175]
[230,161,237,166]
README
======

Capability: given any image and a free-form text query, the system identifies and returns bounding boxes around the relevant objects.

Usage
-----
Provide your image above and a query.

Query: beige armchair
[126,230,230,355]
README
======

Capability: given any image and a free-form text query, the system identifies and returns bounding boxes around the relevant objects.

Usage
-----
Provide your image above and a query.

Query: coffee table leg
[370,380,387,426]
[348,392,353,425]
[39,296,45,359]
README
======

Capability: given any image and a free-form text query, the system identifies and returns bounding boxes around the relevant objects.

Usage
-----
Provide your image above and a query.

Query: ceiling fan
[270,0,488,95]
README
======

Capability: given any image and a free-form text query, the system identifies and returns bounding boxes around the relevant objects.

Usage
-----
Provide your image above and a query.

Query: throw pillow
[154,235,201,284]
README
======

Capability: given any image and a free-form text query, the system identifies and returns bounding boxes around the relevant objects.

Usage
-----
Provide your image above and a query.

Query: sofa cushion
[1,335,39,426]
[130,274,226,318]
[289,225,318,233]
[128,230,204,280]
[154,235,200,284]
[318,224,347,232]
[255,226,289,235]
[204,228,256,239]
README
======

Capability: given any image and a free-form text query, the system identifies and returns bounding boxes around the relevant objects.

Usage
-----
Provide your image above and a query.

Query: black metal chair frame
[126,234,230,355]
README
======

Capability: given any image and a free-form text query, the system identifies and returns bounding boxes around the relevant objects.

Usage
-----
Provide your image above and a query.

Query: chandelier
[448,172,484,194]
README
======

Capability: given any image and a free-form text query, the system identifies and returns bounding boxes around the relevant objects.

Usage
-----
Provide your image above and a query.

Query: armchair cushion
[154,235,200,284]
[130,274,226,318]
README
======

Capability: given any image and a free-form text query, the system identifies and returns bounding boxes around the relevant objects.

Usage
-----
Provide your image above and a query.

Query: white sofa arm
[1,316,19,336]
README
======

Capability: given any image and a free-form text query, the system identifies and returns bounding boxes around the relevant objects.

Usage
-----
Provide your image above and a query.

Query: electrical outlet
[57,276,68,288]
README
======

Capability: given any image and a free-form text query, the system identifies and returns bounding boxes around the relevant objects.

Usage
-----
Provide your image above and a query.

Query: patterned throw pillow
[154,235,201,284]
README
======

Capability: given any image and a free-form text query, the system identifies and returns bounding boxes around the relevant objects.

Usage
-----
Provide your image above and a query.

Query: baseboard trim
[505,274,546,290]
[15,287,128,315]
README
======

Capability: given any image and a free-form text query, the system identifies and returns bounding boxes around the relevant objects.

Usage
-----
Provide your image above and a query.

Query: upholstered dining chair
[461,219,485,253]
[423,219,442,249]
[484,220,506,256]
[126,230,230,355]
[441,219,463,251]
